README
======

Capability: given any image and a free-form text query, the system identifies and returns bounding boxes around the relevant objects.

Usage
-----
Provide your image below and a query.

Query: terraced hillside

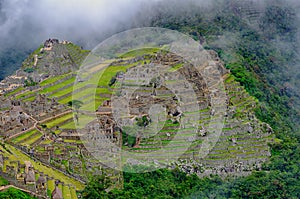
[0,143,82,199]
[22,39,89,76]
[0,40,274,197]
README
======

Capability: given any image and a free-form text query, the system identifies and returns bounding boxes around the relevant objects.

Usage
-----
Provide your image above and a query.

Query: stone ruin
[0,153,66,199]
[23,94,66,120]
[82,51,274,177]
[0,102,34,137]
[41,39,60,52]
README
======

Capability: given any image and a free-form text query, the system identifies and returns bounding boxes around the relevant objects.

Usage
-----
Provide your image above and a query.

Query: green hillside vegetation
[2,1,300,197]
[80,164,299,199]
[9,42,297,198]
[82,1,300,198]
[0,187,36,199]
[0,176,9,186]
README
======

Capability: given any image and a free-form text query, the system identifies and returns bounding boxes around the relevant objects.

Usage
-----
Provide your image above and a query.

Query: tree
[80,175,111,199]
[67,100,83,114]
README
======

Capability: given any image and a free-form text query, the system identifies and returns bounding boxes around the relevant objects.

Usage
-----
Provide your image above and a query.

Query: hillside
[0,37,277,198]
[0,1,299,198]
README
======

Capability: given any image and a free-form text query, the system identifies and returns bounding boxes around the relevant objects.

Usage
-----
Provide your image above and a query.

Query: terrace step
[21,131,43,146]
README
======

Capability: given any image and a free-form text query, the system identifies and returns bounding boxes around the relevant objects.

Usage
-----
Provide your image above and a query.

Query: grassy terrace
[60,114,95,129]
[46,59,144,109]
[42,113,73,129]
[63,140,84,144]
[168,63,184,72]
[80,101,99,112]
[4,86,24,97]
[1,144,84,190]
[15,90,35,99]
[70,187,78,199]
[0,176,9,186]
[23,96,36,102]
[69,87,96,101]
[21,131,43,146]
[63,185,72,199]
[48,87,73,100]
[39,139,53,145]
[11,129,38,144]
[47,179,55,193]
[118,47,160,58]
[40,73,71,86]
[40,77,76,94]
[68,63,136,111]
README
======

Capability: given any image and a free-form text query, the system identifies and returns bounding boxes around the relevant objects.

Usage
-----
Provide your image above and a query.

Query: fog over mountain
[0,0,148,49]
[0,0,152,79]
[0,0,299,112]
[1,0,300,50]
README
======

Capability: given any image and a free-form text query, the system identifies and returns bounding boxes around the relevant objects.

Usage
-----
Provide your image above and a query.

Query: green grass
[70,187,78,199]
[63,140,83,144]
[23,96,36,102]
[118,47,160,58]
[4,145,84,190]
[22,132,43,146]
[49,86,74,98]
[97,65,131,87]
[40,77,76,94]
[0,176,9,186]
[63,185,72,199]
[168,63,184,72]
[58,96,73,105]
[60,114,95,129]
[71,87,96,101]
[40,139,53,145]
[60,121,76,129]
[66,61,139,110]
[69,64,134,111]
[80,101,99,112]
[0,187,36,199]
[54,130,61,135]
[40,73,71,86]
[4,87,24,97]
[15,91,34,99]
[47,179,55,192]
[43,113,73,129]
[11,130,38,144]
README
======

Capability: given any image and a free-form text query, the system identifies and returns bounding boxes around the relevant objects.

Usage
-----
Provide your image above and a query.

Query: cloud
[0,0,299,102]
[0,0,149,50]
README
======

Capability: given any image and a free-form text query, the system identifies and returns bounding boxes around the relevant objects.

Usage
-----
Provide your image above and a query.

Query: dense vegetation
[0,176,8,186]
[0,1,299,198]
[82,164,300,199]
[82,1,300,198]
[0,187,36,199]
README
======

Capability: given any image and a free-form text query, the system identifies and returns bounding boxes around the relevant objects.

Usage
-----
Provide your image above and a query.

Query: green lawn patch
[40,73,71,86]
[43,113,73,129]
[118,47,160,58]
[4,87,24,97]
[22,132,43,146]
[11,130,38,144]
[0,187,36,199]
[40,77,75,94]
[15,91,34,99]
[0,176,9,186]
